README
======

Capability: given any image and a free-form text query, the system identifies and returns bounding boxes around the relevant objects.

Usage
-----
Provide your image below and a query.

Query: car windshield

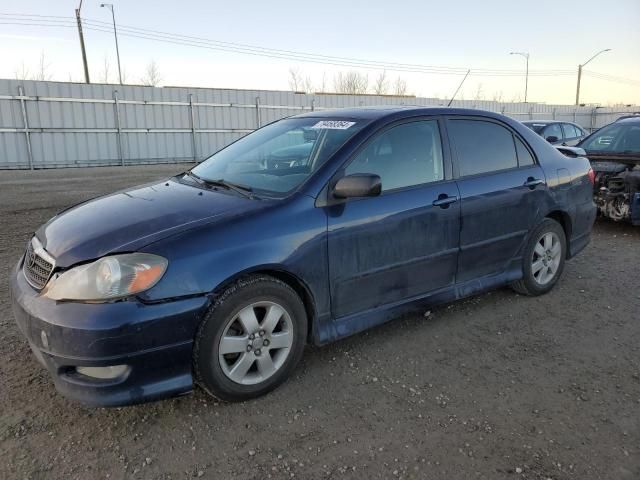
[190,117,367,196]
[523,123,548,134]
[580,122,640,154]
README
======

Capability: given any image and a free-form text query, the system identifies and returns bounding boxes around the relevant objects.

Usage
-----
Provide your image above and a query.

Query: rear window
[525,123,547,134]
[448,119,518,176]
[514,136,535,166]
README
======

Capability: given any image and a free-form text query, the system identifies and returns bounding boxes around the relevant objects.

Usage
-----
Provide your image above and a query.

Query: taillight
[587,167,595,185]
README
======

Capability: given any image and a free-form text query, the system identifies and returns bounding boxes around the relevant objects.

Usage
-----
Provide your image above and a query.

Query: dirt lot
[0,165,638,480]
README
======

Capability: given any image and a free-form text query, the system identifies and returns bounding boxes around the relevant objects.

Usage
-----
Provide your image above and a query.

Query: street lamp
[100,3,123,85]
[575,48,611,105]
[510,52,529,103]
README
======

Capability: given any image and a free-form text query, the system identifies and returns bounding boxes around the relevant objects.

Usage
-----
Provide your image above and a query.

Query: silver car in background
[522,120,587,146]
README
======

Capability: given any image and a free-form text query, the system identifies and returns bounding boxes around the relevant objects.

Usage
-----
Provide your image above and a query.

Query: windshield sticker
[310,120,356,130]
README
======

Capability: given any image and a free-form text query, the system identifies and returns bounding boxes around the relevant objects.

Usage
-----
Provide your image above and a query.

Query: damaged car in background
[576,116,640,225]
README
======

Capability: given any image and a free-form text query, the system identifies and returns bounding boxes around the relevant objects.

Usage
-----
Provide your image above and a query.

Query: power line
[0,13,575,77]
[2,12,639,86]
[583,70,640,86]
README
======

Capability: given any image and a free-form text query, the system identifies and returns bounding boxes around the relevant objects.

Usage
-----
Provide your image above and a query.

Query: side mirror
[333,174,382,199]
[546,135,559,143]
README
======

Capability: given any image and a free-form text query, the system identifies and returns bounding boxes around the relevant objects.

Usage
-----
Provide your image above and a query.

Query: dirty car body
[10,107,596,406]
[577,116,640,225]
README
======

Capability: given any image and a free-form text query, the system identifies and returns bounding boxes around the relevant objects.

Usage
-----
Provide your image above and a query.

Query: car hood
[36,178,269,267]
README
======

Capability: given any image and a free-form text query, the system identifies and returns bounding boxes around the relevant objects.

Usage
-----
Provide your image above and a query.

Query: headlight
[44,253,168,301]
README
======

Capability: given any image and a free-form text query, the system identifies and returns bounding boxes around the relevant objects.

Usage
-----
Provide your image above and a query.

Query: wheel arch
[210,265,317,344]
[545,209,572,255]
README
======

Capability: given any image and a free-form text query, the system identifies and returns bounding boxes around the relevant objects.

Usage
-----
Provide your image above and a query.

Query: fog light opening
[75,365,129,379]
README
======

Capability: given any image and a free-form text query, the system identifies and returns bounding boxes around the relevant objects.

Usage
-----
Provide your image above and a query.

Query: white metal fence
[0,79,637,169]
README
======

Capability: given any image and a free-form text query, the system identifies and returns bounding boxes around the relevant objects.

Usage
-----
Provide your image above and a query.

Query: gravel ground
[0,165,638,480]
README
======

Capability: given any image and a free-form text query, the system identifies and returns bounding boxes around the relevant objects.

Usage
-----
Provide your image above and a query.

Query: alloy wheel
[531,231,562,286]
[218,301,294,385]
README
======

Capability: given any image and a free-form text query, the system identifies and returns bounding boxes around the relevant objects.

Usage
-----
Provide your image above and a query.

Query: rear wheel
[511,218,566,296]
[193,275,307,402]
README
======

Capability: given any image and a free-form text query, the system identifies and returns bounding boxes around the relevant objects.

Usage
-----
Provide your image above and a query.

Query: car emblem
[27,251,37,268]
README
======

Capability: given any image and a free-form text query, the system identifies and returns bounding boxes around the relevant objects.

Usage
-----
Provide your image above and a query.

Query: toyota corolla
[10,107,596,406]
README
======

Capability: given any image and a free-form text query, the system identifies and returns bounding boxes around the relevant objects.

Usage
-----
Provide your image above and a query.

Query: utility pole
[101,3,123,85]
[75,0,90,83]
[575,48,611,105]
[509,52,529,103]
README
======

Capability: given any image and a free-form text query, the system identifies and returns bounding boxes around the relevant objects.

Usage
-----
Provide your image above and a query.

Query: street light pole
[101,3,123,85]
[510,52,529,103]
[575,48,611,105]
[75,0,90,83]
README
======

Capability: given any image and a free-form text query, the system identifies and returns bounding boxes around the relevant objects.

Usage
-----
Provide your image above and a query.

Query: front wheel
[193,275,307,402]
[511,218,566,296]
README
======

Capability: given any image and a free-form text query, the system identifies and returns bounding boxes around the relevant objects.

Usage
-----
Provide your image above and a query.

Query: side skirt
[314,264,523,345]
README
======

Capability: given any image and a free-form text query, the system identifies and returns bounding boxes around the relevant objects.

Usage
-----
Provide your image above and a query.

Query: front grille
[23,238,55,290]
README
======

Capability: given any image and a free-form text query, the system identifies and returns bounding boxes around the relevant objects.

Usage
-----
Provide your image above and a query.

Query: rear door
[325,119,460,318]
[446,117,546,282]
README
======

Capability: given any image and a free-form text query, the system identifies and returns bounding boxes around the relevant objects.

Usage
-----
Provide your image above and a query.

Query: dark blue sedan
[10,107,596,406]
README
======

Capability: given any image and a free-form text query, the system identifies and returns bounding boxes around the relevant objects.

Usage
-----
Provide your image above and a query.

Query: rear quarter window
[448,119,518,176]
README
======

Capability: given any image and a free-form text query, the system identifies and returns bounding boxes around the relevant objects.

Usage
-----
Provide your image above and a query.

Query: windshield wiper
[183,170,206,185]
[209,179,255,198]
[183,172,255,199]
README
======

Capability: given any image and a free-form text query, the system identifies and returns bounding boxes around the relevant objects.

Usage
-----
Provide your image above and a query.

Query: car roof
[522,120,576,125]
[292,105,509,121]
[614,115,640,124]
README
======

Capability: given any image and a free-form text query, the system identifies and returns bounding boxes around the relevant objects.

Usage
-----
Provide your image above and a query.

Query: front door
[325,119,461,319]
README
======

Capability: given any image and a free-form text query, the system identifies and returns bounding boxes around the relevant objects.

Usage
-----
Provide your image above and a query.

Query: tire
[511,218,567,296]
[193,275,307,402]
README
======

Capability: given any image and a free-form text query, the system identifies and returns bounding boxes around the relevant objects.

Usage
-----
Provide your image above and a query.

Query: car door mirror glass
[546,135,558,143]
[333,174,382,199]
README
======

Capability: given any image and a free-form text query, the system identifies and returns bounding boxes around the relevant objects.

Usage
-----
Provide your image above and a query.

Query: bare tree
[303,75,315,94]
[373,70,389,95]
[393,76,408,96]
[141,60,162,87]
[334,71,368,94]
[491,90,504,102]
[33,52,52,81]
[288,67,304,91]
[14,62,30,80]
[100,55,111,84]
[318,72,327,93]
[473,82,485,101]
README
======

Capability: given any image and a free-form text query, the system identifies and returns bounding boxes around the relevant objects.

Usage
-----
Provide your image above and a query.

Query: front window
[344,120,444,191]
[580,123,640,153]
[191,118,367,195]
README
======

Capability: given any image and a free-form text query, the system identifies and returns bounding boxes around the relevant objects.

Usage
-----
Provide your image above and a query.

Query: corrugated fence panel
[0,79,637,169]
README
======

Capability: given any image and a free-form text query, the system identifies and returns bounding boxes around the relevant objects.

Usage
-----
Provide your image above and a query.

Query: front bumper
[10,260,209,407]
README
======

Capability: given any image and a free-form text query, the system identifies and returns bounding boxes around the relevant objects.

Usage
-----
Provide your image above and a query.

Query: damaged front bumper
[10,259,209,406]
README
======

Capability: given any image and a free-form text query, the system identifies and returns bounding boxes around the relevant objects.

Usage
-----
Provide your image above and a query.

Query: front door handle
[432,194,458,208]
[524,177,545,189]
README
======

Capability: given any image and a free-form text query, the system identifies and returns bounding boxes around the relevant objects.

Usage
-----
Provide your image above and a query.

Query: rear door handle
[432,194,458,208]
[524,177,545,189]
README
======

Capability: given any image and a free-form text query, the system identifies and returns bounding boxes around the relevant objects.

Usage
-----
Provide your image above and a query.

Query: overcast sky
[0,0,638,105]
